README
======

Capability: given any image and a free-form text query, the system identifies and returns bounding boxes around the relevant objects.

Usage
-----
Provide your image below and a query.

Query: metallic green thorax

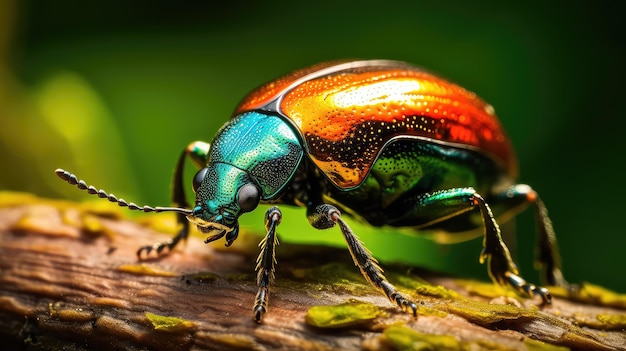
[194,112,303,221]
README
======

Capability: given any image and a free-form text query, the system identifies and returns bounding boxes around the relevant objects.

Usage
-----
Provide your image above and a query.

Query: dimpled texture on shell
[209,111,303,199]
[235,60,516,189]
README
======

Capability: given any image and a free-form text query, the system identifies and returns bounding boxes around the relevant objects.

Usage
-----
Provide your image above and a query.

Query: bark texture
[0,192,625,351]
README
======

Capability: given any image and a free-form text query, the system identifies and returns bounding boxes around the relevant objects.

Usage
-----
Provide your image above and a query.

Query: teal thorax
[192,111,303,229]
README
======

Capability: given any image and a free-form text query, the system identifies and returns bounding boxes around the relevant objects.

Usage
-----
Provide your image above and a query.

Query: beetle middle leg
[137,141,211,258]
[308,204,418,316]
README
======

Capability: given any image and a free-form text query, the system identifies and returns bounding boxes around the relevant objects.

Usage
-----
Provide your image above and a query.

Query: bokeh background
[1,0,624,292]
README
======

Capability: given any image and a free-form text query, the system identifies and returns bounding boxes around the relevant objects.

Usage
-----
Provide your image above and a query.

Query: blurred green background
[2,0,624,292]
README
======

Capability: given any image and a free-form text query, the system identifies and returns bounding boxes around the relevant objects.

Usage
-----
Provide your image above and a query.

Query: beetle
[56,59,567,323]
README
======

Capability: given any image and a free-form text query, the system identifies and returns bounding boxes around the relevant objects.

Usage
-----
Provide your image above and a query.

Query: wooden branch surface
[0,192,625,351]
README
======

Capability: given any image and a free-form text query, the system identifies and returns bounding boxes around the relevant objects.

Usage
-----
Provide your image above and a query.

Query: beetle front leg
[308,204,418,316]
[137,141,210,258]
[253,206,281,323]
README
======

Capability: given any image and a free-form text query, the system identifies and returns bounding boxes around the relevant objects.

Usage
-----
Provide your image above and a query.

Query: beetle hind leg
[532,194,567,288]
[308,204,418,316]
[409,188,553,303]
[473,191,552,303]
[490,184,567,288]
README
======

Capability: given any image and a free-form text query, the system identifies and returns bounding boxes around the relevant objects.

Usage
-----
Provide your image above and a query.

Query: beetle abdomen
[320,138,503,229]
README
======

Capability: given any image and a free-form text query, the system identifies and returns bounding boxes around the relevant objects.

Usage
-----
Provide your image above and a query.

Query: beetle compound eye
[238,183,260,213]
[192,168,209,193]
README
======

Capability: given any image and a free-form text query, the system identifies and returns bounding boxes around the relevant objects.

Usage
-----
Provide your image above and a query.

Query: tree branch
[0,192,624,350]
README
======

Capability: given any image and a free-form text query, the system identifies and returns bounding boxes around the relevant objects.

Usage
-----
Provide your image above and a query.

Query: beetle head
[189,162,260,246]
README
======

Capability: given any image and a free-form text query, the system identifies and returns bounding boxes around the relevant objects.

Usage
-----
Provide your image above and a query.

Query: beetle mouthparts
[186,215,234,244]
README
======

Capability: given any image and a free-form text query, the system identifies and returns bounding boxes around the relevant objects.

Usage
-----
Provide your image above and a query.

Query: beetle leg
[416,188,552,303]
[490,184,567,287]
[533,196,566,287]
[475,193,551,303]
[137,142,210,258]
[308,204,418,317]
[253,206,281,323]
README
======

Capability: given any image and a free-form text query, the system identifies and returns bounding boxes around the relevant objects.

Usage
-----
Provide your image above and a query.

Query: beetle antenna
[54,168,193,215]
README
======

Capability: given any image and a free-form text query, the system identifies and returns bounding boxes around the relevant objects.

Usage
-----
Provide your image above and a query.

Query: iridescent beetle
[56,59,567,323]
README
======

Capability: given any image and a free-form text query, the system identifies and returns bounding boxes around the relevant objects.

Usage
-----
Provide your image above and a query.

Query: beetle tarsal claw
[506,272,552,304]
[390,292,418,317]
